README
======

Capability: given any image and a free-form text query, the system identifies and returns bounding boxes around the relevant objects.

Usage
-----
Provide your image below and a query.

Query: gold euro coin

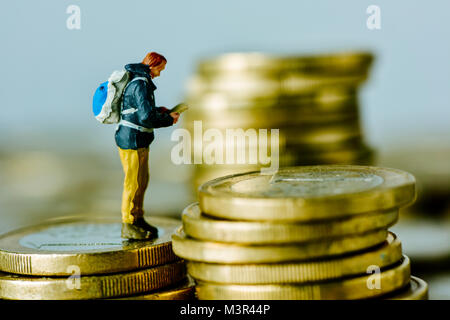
[185,121,362,152]
[188,130,363,157]
[186,87,358,113]
[183,202,397,244]
[172,227,387,264]
[199,165,415,222]
[286,145,373,163]
[282,146,375,166]
[269,146,375,167]
[192,165,261,192]
[197,52,373,76]
[385,276,428,300]
[183,107,359,129]
[187,232,402,284]
[0,216,181,276]
[195,256,411,300]
[112,276,196,300]
[0,260,186,300]
[285,137,364,155]
[188,73,367,99]
[281,122,362,147]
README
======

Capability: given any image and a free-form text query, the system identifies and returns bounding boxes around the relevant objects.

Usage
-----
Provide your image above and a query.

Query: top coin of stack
[172,165,429,300]
[0,216,193,300]
[184,52,375,188]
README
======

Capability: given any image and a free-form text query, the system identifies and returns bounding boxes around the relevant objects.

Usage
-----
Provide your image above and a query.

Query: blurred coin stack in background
[379,147,450,299]
[172,165,429,300]
[183,52,375,190]
[0,217,195,300]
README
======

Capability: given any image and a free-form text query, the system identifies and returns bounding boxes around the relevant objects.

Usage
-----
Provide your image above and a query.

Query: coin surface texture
[199,165,415,221]
[0,216,181,275]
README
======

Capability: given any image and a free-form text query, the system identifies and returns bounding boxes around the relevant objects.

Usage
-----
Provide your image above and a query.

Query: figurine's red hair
[142,52,167,67]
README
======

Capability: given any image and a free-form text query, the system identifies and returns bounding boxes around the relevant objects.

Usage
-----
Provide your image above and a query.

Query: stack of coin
[183,52,375,189]
[0,216,195,300]
[172,165,429,300]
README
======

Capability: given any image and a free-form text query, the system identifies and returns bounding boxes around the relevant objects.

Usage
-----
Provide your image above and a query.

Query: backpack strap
[129,76,149,84]
[122,76,149,98]
[118,119,154,133]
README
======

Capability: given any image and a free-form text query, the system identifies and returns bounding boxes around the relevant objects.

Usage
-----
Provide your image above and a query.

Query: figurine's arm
[155,106,169,113]
[131,81,174,128]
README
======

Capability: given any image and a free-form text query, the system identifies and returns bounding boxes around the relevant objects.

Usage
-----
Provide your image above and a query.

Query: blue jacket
[115,63,174,150]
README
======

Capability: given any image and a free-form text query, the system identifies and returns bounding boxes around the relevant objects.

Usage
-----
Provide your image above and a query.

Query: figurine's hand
[170,112,180,124]
[158,106,169,113]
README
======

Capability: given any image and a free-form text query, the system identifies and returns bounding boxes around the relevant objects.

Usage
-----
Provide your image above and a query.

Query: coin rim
[111,275,196,300]
[385,276,429,300]
[194,256,411,300]
[172,227,388,263]
[0,260,186,300]
[183,202,398,244]
[186,232,402,283]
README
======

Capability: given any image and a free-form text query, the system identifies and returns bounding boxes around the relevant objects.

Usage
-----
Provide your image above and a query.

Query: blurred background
[0,0,449,299]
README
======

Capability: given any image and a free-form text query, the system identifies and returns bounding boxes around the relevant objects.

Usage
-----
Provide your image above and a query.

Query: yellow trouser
[118,147,150,224]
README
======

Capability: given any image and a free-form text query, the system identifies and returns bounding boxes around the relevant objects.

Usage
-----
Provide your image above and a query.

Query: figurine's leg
[133,147,150,221]
[119,147,157,240]
[118,147,144,224]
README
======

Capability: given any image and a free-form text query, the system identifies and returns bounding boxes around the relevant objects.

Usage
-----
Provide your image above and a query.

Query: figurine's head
[142,52,167,79]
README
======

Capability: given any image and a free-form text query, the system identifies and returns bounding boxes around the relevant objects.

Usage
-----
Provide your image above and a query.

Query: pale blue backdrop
[1,0,449,152]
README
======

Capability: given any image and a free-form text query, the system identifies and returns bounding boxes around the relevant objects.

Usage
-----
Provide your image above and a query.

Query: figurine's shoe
[121,218,158,240]
[135,218,159,236]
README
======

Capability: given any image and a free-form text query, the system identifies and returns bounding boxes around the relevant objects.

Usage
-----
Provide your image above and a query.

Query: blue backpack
[92,70,131,124]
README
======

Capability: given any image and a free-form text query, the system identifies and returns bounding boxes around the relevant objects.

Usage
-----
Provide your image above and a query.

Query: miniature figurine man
[116,52,180,240]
